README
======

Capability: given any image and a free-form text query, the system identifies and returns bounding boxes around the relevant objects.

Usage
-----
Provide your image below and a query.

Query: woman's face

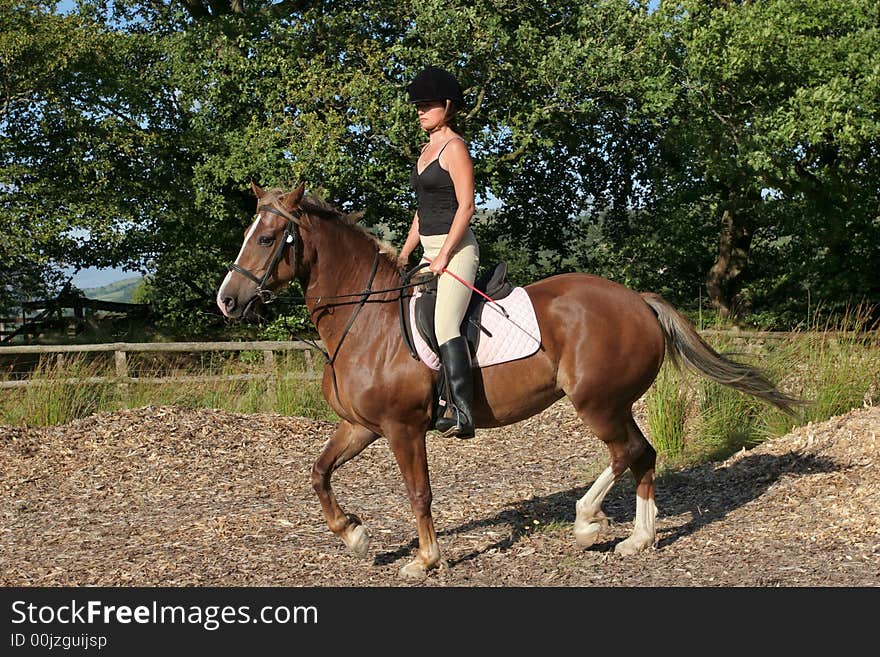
[415,100,446,131]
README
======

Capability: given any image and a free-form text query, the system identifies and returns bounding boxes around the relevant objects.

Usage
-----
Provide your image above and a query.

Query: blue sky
[66,266,139,289]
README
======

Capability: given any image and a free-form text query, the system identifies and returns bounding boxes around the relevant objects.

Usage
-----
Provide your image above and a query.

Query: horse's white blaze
[216,215,262,316]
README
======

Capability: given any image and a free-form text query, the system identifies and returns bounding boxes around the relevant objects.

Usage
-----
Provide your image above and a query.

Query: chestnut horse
[217,182,799,580]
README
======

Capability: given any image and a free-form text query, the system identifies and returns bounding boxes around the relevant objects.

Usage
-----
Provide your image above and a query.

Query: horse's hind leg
[614,417,657,556]
[311,420,379,559]
[574,465,615,548]
[574,411,657,555]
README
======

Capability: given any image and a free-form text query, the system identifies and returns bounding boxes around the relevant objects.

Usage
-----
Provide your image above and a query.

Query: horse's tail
[641,292,803,416]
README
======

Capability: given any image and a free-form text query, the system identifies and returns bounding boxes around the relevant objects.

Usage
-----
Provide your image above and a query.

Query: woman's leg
[419,231,479,437]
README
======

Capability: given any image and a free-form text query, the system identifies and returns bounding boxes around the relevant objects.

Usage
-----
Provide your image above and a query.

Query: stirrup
[441,425,461,438]
[434,405,474,440]
[436,407,474,439]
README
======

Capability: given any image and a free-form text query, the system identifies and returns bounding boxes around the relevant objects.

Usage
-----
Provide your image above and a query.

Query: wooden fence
[0,341,324,405]
[0,330,873,394]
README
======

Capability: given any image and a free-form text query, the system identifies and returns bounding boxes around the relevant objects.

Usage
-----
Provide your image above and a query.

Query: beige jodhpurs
[419,229,480,345]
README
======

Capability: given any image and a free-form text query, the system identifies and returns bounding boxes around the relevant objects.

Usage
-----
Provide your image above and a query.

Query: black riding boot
[435,336,475,439]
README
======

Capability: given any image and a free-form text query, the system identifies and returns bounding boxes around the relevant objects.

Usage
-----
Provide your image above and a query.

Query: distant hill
[81,277,144,303]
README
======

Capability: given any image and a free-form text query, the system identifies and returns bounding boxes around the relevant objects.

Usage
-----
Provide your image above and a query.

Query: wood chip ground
[2,400,878,586]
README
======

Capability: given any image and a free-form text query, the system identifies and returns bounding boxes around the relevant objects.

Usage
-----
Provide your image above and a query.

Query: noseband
[227,204,303,304]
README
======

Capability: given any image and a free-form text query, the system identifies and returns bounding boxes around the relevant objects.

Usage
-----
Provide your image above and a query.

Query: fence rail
[0,330,874,391]
[0,340,325,392]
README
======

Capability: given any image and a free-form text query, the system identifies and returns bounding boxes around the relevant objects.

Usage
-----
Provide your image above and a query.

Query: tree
[3,0,877,333]
[4,0,655,332]
[637,0,880,319]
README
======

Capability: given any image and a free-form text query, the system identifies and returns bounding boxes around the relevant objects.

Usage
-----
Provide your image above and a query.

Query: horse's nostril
[223,296,236,311]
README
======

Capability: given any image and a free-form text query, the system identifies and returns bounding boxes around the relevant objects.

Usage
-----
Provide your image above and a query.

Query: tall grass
[4,307,877,470]
[645,364,689,462]
[2,355,114,426]
[645,304,879,464]
[797,305,878,422]
[0,350,335,426]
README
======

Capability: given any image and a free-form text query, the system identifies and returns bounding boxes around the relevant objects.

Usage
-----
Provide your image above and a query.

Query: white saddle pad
[409,286,541,370]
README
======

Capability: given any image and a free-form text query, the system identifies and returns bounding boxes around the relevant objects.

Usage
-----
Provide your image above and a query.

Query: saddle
[402,261,514,360]
[397,261,513,431]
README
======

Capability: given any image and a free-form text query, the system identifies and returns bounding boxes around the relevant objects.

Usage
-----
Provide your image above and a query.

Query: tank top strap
[437,136,464,157]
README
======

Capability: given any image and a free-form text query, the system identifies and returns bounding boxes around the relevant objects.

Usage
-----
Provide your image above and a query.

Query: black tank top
[410,139,461,236]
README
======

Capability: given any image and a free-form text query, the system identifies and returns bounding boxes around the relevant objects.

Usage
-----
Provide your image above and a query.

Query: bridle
[225,199,386,403]
[225,197,434,402]
[227,203,304,304]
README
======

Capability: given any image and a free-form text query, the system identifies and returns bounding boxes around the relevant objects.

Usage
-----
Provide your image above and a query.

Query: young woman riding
[397,66,480,439]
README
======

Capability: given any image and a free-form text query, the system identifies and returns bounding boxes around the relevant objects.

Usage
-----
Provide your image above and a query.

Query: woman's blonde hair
[443,99,460,131]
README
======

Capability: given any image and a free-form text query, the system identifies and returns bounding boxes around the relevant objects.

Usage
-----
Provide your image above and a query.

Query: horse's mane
[263,187,398,261]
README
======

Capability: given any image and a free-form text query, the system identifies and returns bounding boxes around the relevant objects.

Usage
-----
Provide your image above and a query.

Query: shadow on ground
[374,451,837,567]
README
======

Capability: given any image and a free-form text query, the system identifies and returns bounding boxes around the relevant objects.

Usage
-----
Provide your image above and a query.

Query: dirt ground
[2,399,878,587]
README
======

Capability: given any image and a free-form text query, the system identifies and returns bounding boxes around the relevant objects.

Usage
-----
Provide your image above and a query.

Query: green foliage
[643,314,879,466]
[628,0,880,317]
[1,0,878,331]
[258,306,314,341]
[0,349,334,425]
[781,304,880,427]
[695,377,767,456]
[81,277,144,303]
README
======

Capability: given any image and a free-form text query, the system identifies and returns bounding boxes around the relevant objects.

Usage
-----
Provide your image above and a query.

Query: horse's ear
[250,180,266,199]
[281,181,306,209]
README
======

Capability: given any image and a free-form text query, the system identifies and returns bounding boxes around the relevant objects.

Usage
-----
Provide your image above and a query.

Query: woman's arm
[398,211,421,269]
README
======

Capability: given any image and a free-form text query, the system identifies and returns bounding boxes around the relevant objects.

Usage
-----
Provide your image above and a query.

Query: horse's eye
[258,235,275,246]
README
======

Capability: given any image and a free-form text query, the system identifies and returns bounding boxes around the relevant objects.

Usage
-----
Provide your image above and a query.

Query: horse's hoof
[343,523,371,559]
[398,559,429,581]
[614,531,653,557]
[574,520,605,548]
[574,509,608,548]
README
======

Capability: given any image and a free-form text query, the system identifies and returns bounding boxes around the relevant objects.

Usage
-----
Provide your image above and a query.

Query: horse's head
[216,180,306,319]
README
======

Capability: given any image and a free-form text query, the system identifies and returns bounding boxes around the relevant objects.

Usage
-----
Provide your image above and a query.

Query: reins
[282,261,428,384]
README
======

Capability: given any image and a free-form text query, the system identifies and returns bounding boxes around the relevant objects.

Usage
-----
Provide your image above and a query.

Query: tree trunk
[706,205,754,320]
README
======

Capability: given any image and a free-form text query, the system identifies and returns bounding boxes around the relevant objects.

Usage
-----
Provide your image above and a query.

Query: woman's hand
[397,253,410,271]
[428,252,450,275]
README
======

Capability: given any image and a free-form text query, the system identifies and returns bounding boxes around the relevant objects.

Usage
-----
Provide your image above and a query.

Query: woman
[397,66,480,439]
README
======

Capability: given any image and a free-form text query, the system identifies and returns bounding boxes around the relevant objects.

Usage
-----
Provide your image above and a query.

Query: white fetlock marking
[574,520,605,548]
[399,559,429,580]
[574,466,616,546]
[615,492,657,556]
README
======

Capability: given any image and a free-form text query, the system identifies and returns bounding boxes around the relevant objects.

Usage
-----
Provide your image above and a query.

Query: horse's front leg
[311,420,379,559]
[386,425,440,580]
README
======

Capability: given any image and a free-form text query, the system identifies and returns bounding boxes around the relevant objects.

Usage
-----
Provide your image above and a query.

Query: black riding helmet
[406,66,464,107]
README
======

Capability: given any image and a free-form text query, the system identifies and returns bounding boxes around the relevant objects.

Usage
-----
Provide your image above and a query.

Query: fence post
[263,349,276,409]
[303,349,314,379]
[115,349,129,408]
